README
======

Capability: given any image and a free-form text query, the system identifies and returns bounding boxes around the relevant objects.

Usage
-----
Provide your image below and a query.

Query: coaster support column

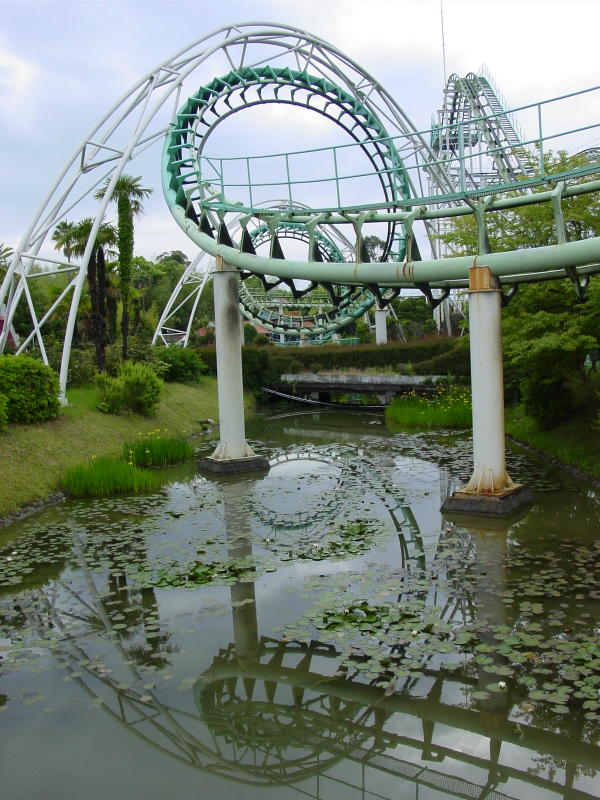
[441,265,534,515]
[199,255,269,474]
[375,307,388,345]
[467,266,507,492]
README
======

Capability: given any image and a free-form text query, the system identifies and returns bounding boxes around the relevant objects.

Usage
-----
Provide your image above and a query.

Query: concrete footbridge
[1,21,600,512]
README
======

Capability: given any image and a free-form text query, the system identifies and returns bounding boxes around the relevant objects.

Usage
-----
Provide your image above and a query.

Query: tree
[51,221,77,262]
[95,175,153,360]
[0,243,13,273]
[69,218,118,371]
[440,150,600,427]
[439,150,600,256]
[364,235,386,262]
[156,250,190,267]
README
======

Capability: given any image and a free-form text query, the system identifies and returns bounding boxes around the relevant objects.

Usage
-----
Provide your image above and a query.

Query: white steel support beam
[200,256,269,474]
[442,266,534,515]
[465,266,508,493]
[375,307,388,345]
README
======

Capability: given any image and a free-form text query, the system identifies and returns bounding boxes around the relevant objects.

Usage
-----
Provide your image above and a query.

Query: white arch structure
[0,22,447,401]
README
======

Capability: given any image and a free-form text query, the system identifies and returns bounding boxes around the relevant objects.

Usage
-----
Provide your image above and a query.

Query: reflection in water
[0,411,599,799]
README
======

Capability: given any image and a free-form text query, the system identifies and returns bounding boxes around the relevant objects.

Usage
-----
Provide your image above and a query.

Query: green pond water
[1,409,600,800]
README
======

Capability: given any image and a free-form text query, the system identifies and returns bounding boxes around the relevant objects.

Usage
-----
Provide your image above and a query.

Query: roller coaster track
[1,21,600,399]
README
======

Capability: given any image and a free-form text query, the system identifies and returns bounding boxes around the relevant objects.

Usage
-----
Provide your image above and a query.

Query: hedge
[0,355,60,423]
[0,393,7,432]
[195,337,458,390]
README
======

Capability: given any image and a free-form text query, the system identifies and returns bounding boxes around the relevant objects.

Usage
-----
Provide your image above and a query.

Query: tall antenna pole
[440,0,448,87]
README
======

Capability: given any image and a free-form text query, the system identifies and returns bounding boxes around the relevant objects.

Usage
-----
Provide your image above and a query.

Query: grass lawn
[506,408,600,480]
[0,377,228,517]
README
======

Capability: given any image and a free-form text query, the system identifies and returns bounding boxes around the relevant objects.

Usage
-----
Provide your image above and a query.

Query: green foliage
[46,344,98,387]
[440,151,600,257]
[196,337,458,392]
[243,322,258,344]
[522,376,574,430]
[156,556,257,588]
[0,243,14,271]
[0,355,60,423]
[355,318,374,343]
[158,345,207,382]
[412,339,470,378]
[502,301,595,427]
[391,296,437,339]
[440,150,600,429]
[95,175,153,361]
[386,385,472,428]
[61,456,159,497]
[0,393,7,432]
[123,433,194,467]
[118,193,134,359]
[96,362,163,416]
[105,340,165,378]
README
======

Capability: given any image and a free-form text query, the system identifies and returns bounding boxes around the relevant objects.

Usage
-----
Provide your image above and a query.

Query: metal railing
[192,83,600,214]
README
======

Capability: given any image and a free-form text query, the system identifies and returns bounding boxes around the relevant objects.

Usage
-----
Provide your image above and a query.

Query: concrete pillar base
[199,455,271,475]
[440,484,535,517]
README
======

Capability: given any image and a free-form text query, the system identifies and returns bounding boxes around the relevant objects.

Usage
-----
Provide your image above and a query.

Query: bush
[62,457,159,497]
[97,362,163,416]
[0,393,7,432]
[413,339,471,379]
[45,343,97,386]
[158,345,207,382]
[0,355,60,423]
[243,323,258,345]
[522,376,575,430]
[124,434,194,467]
[67,347,98,386]
[105,340,168,378]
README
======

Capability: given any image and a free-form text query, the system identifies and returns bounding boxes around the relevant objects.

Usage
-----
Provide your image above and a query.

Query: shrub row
[195,337,458,391]
[0,355,60,423]
[0,393,7,432]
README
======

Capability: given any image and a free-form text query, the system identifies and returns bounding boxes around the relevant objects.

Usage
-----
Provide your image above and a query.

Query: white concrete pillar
[375,307,388,345]
[299,333,309,347]
[464,266,511,493]
[210,256,255,461]
[223,480,260,662]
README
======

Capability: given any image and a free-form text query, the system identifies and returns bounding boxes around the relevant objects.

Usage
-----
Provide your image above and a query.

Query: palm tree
[0,243,13,271]
[51,221,77,262]
[95,175,153,360]
[70,218,117,371]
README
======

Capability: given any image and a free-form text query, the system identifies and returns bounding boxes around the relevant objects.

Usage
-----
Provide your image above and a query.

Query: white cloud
[0,37,40,123]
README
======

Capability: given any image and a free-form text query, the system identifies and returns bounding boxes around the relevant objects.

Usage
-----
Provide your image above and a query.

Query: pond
[1,409,599,800]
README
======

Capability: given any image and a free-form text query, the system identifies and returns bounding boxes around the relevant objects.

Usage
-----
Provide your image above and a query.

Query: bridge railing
[194,83,600,214]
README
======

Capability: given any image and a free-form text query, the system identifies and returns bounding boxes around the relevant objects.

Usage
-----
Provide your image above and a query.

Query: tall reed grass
[123,433,194,467]
[61,457,160,498]
[386,386,472,428]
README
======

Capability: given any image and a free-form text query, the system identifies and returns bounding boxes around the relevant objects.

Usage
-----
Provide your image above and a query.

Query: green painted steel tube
[165,191,600,287]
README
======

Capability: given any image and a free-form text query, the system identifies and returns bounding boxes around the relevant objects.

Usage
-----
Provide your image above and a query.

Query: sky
[1,0,599,261]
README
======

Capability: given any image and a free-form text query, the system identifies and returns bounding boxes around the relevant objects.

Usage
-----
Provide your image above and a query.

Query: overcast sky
[1,0,599,260]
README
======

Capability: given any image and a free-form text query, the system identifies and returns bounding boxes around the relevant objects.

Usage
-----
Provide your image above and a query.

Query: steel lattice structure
[2,22,600,400]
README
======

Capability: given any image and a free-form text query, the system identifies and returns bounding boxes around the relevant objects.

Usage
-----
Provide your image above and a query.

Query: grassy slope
[0,377,223,517]
[506,407,600,480]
